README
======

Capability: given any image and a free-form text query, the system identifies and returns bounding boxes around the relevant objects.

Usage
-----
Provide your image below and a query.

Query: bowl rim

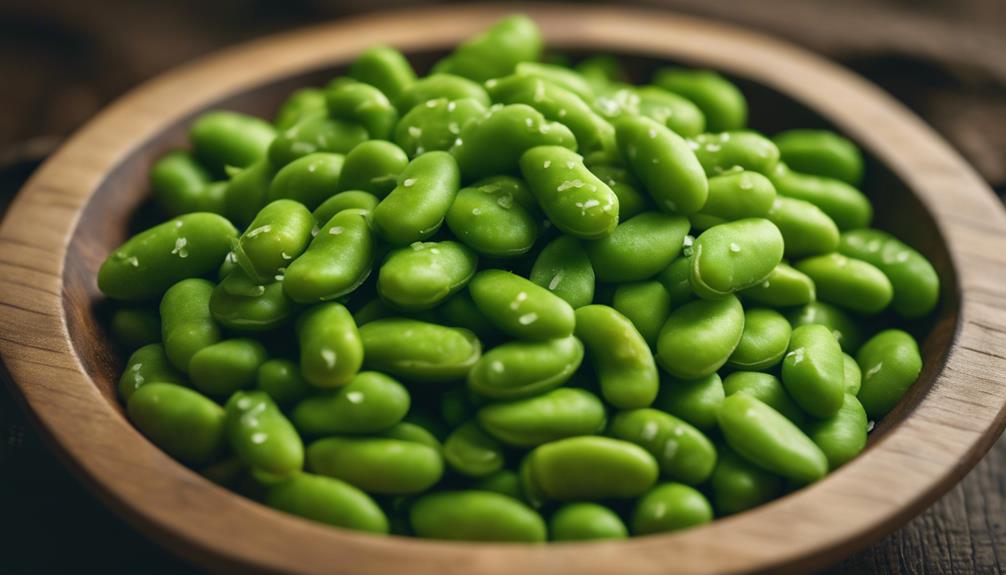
[2,4,1005,574]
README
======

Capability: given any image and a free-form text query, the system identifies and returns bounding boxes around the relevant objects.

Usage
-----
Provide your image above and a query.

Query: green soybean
[325,81,398,140]
[781,324,846,418]
[610,408,717,485]
[410,490,546,542]
[635,86,706,138]
[723,371,806,425]
[284,208,375,303]
[467,336,583,399]
[160,278,221,372]
[268,152,345,209]
[257,358,311,406]
[110,307,161,350]
[292,371,410,435]
[150,151,220,216]
[378,241,477,311]
[336,140,410,197]
[585,212,691,282]
[656,255,696,308]
[654,373,724,432]
[588,164,653,221]
[274,88,327,130]
[739,262,816,308]
[396,73,491,113]
[234,200,314,284]
[432,14,542,82]
[615,115,708,214]
[575,305,659,408]
[653,68,747,132]
[718,393,827,483]
[308,436,442,494]
[843,353,863,395]
[516,61,596,102]
[312,190,379,224]
[470,469,524,500]
[443,421,505,477]
[437,291,503,341]
[372,151,460,245]
[839,229,939,318]
[692,170,776,230]
[360,318,481,383]
[520,145,619,239]
[786,301,865,354]
[99,213,237,301]
[689,131,779,177]
[469,269,575,340]
[856,329,922,419]
[225,391,304,475]
[297,303,363,388]
[265,473,388,533]
[727,308,792,370]
[656,296,745,380]
[394,97,488,158]
[446,177,539,257]
[805,393,868,469]
[529,235,596,308]
[127,383,225,466]
[118,343,186,402]
[796,253,893,315]
[478,387,606,448]
[690,218,784,299]
[766,196,840,257]
[631,483,713,534]
[711,445,784,515]
[348,45,416,101]
[210,269,297,332]
[189,111,276,173]
[382,421,442,451]
[189,338,268,397]
[612,280,672,346]
[523,436,659,500]
[268,115,369,168]
[223,159,274,227]
[770,163,872,230]
[773,129,864,185]
[550,504,628,541]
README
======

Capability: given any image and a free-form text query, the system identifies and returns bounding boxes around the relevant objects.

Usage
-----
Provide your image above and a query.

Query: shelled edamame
[100,14,938,543]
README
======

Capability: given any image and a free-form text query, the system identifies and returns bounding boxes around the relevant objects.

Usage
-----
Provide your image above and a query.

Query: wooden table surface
[0,0,1002,573]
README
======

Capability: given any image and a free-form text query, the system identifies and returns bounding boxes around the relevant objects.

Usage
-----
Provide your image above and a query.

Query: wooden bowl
[1,4,1004,574]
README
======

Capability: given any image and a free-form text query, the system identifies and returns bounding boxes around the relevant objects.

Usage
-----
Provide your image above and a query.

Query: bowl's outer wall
[1,5,1003,575]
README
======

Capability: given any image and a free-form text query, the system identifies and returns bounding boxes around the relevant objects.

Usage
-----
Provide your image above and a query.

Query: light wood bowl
[1,4,1004,574]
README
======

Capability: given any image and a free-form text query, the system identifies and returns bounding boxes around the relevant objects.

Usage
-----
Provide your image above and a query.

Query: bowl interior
[64,45,958,508]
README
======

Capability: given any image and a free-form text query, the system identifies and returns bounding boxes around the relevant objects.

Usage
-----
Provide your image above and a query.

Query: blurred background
[0,0,1003,573]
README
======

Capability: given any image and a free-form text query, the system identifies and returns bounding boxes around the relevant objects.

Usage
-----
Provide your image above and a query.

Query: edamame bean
[372,151,460,245]
[396,73,491,112]
[98,213,237,301]
[443,421,505,477]
[612,280,672,346]
[210,269,297,331]
[550,503,628,541]
[523,436,659,500]
[614,115,708,214]
[796,253,893,314]
[631,483,712,534]
[652,68,747,132]
[773,129,864,185]
[844,353,862,395]
[516,61,595,102]
[292,371,410,435]
[274,88,327,130]
[189,338,268,397]
[410,490,546,542]
[349,45,416,101]
[805,393,868,469]
[656,255,696,308]
[690,218,783,299]
[691,170,776,230]
[585,212,691,282]
[520,145,619,239]
[529,235,596,308]
[268,115,369,168]
[839,229,939,318]
[440,387,480,429]
[588,164,653,220]
[656,296,744,379]
[446,177,539,257]
[127,383,225,466]
[575,55,624,92]
[312,190,379,224]
[189,111,276,174]
[718,393,827,483]
[223,159,274,227]
[265,473,388,533]
[394,98,487,158]
[325,81,398,140]
[360,318,481,383]
[118,343,186,401]
[160,278,221,372]
[378,241,477,311]
[225,391,303,476]
[711,445,784,515]
[110,307,161,350]
[575,305,659,408]
[727,308,791,370]
[786,301,865,354]
[297,303,363,388]
[477,387,606,448]
[782,324,845,418]
[470,469,524,500]
[856,329,922,419]
[635,86,706,138]
[150,151,222,216]
[766,196,840,257]
[469,269,575,340]
[233,200,314,283]
[654,373,724,432]
[610,408,717,485]
[456,105,578,182]
[739,262,816,308]
[467,336,583,399]
[308,436,442,494]
[432,15,542,82]
[690,131,779,176]
[284,208,375,303]
[437,291,503,341]
[382,421,442,450]
[723,371,806,425]
[257,358,311,406]
[770,163,872,230]
[336,140,409,197]
[268,152,344,209]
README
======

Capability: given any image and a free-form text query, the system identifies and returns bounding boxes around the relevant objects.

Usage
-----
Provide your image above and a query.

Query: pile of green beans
[101,14,937,542]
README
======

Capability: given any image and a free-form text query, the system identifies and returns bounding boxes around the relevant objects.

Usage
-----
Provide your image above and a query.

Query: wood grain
[0,4,1004,575]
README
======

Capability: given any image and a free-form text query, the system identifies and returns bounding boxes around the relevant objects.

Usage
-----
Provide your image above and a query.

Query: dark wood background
[0,0,1002,573]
